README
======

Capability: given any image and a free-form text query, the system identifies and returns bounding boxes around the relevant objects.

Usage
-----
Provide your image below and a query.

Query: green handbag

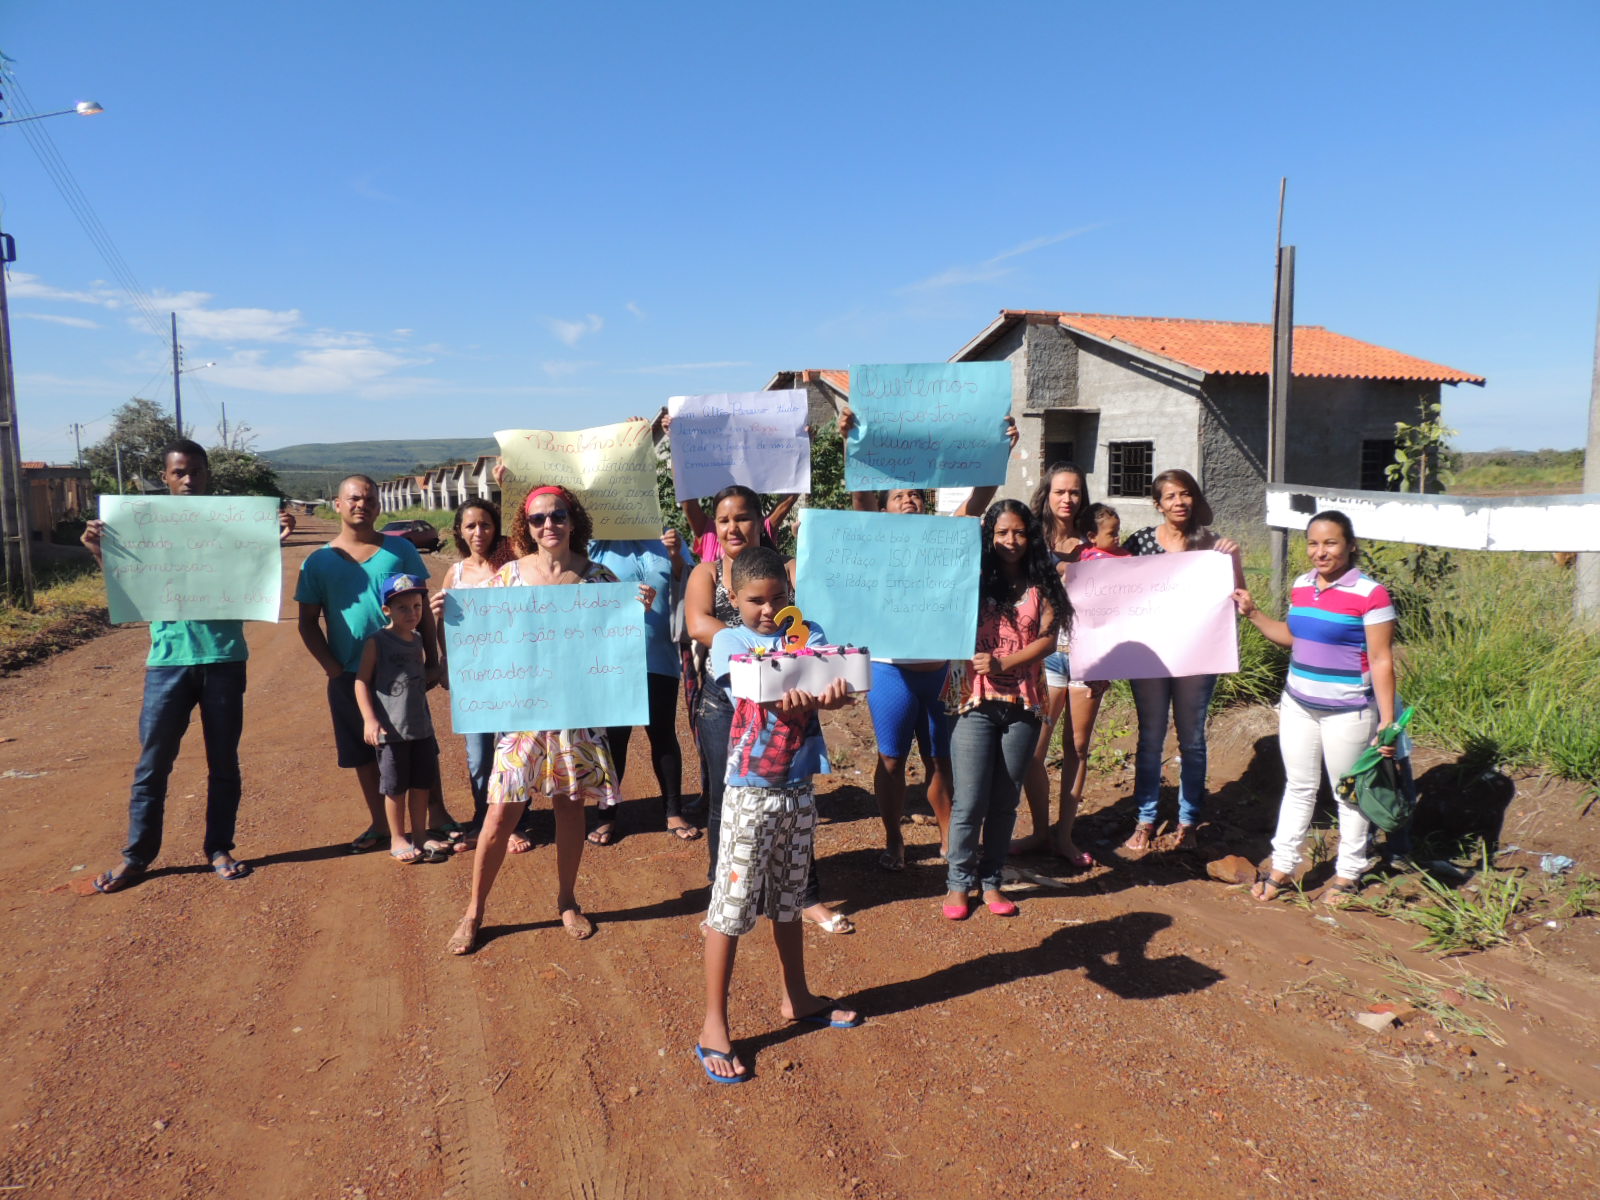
[1335,706,1417,833]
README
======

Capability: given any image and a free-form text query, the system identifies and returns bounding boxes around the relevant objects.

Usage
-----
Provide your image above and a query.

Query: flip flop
[208,854,252,881]
[585,826,615,847]
[791,997,863,1029]
[668,824,702,841]
[390,846,424,864]
[561,907,595,940]
[694,1044,750,1084]
[348,829,385,854]
[91,865,145,894]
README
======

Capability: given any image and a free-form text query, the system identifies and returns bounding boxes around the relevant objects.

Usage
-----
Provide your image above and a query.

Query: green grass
[1454,449,1584,492]
[0,556,109,667]
[1227,541,1600,786]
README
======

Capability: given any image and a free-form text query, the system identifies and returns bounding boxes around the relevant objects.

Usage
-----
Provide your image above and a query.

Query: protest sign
[1064,552,1238,681]
[99,495,282,624]
[443,583,649,734]
[667,389,810,499]
[845,362,1012,491]
[796,509,980,660]
[495,421,662,538]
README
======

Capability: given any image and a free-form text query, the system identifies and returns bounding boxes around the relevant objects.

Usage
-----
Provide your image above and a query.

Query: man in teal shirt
[296,474,437,852]
[83,439,253,891]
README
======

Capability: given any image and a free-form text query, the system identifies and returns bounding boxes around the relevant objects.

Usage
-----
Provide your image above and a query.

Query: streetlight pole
[171,312,183,437]
[0,95,104,607]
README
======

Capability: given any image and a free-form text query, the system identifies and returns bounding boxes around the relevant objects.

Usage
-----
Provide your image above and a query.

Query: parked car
[380,519,442,553]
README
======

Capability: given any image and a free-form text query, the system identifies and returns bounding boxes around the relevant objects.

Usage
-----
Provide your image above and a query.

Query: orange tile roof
[781,368,850,394]
[1001,311,1484,384]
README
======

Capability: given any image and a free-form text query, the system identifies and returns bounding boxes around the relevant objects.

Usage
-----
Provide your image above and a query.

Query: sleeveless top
[369,628,432,742]
[712,562,742,628]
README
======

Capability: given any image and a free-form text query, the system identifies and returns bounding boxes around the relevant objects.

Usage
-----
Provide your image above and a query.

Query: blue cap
[380,573,427,605]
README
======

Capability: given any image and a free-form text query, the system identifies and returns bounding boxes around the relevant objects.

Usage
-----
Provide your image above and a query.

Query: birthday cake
[727,604,872,702]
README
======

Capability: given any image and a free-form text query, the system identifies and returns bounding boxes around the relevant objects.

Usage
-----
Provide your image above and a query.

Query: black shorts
[327,673,376,769]
[377,736,441,798]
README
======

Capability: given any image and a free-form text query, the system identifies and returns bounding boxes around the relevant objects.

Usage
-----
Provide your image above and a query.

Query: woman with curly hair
[1013,462,1104,867]
[942,499,1069,920]
[447,484,654,955]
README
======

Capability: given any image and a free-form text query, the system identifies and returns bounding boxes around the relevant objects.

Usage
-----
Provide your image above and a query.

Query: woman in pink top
[941,500,1068,921]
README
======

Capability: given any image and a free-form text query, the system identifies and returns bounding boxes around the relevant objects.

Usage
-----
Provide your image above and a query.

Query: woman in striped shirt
[1233,510,1398,902]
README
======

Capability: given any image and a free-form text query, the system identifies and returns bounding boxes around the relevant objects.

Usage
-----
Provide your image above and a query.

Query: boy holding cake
[695,547,862,1083]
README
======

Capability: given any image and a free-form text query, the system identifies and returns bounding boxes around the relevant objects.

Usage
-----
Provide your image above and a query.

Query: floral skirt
[488,728,620,808]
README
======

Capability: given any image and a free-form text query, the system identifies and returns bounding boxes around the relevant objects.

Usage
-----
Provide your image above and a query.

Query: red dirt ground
[2,517,1596,1198]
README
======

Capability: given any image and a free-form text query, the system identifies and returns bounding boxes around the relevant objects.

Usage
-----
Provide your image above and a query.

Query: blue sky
[3,0,1596,464]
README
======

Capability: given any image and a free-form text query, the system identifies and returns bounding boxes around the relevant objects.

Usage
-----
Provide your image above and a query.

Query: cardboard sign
[667,389,810,498]
[796,509,980,660]
[1064,552,1239,681]
[728,645,872,702]
[443,583,649,734]
[99,495,282,623]
[496,421,662,538]
[845,361,1012,490]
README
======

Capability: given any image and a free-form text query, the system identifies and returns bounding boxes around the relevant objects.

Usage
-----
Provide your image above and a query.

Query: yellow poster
[495,421,662,539]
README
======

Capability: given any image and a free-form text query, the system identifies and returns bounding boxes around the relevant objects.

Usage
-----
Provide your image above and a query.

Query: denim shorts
[1043,651,1070,691]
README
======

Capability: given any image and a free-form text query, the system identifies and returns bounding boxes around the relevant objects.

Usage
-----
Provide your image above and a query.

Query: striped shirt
[1285,568,1395,712]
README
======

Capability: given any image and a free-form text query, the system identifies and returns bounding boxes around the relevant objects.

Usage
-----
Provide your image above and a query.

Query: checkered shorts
[704,784,816,937]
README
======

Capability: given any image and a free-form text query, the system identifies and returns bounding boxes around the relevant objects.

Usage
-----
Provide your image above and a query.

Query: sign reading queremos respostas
[1265,485,1600,552]
[99,495,282,623]
[442,583,649,734]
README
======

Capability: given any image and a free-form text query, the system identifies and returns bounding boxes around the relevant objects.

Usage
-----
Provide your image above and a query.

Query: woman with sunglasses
[447,485,654,955]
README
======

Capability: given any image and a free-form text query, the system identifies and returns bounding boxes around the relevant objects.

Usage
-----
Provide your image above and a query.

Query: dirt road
[2,518,1596,1198]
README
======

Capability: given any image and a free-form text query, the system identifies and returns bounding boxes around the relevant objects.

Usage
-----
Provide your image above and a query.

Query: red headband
[524,485,569,516]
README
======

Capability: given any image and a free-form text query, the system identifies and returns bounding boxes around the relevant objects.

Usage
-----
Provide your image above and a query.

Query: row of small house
[373,308,1486,531]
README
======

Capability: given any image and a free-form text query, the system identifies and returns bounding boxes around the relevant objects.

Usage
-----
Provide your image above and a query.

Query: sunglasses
[528,509,571,528]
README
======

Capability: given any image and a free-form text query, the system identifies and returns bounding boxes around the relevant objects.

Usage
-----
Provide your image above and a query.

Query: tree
[83,398,178,493]
[1387,398,1457,494]
[207,447,283,497]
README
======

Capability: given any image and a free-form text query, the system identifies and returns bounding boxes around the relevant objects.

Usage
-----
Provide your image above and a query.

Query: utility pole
[1578,285,1600,625]
[0,225,35,607]
[70,421,84,467]
[220,401,228,449]
[1267,178,1296,601]
[171,311,183,438]
[115,441,125,494]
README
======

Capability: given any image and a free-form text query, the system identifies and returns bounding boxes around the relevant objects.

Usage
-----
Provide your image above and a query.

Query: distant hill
[262,438,499,476]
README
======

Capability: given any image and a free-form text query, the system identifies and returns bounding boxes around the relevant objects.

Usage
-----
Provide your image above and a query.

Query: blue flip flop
[792,997,864,1029]
[209,854,252,881]
[694,1044,750,1084]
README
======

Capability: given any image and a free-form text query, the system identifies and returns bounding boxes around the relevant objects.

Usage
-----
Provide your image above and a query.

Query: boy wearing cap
[296,475,439,851]
[354,574,444,863]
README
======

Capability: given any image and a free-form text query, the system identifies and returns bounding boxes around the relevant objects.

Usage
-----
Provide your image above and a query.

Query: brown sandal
[561,907,595,940]
[447,916,480,956]
[1122,823,1155,853]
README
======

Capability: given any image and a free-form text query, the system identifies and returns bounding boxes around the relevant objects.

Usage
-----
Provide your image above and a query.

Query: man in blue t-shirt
[82,440,258,891]
[296,474,438,852]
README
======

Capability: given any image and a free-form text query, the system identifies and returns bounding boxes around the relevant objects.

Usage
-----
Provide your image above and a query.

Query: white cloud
[206,347,427,395]
[626,301,647,319]
[547,314,604,346]
[6,272,119,307]
[16,312,100,329]
[619,361,751,375]
[155,290,304,342]
[897,225,1102,294]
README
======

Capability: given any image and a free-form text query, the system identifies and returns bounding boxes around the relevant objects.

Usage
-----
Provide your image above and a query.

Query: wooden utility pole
[1268,179,1295,600]
[0,225,34,607]
[170,312,183,438]
[1578,286,1600,625]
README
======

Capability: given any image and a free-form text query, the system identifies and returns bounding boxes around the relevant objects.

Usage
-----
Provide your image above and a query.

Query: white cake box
[728,645,872,702]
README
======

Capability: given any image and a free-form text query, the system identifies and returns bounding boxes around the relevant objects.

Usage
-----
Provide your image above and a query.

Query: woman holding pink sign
[1120,469,1243,854]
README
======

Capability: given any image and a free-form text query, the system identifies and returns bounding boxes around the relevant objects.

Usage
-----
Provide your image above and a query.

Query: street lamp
[0,99,106,607]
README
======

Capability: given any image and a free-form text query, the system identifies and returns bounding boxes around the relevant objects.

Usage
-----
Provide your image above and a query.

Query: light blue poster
[444,583,649,734]
[99,495,282,623]
[795,509,980,660]
[844,361,1013,490]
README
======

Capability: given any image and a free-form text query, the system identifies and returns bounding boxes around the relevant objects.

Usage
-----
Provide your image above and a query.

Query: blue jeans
[463,732,499,828]
[125,662,247,869]
[1129,674,1217,828]
[947,701,1041,892]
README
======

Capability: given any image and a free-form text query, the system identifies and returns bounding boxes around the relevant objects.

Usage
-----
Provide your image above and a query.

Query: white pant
[1270,695,1378,880]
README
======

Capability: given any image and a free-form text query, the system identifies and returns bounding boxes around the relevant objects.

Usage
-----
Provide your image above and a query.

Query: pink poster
[1064,552,1239,681]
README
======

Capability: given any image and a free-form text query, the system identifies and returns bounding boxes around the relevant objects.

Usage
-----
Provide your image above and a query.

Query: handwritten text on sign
[796,510,980,660]
[99,495,283,624]
[667,389,810,499]
[1064,552,1238,682]
[496,421,662,539]
[443,583,649,734]
[845,362,1012,490]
